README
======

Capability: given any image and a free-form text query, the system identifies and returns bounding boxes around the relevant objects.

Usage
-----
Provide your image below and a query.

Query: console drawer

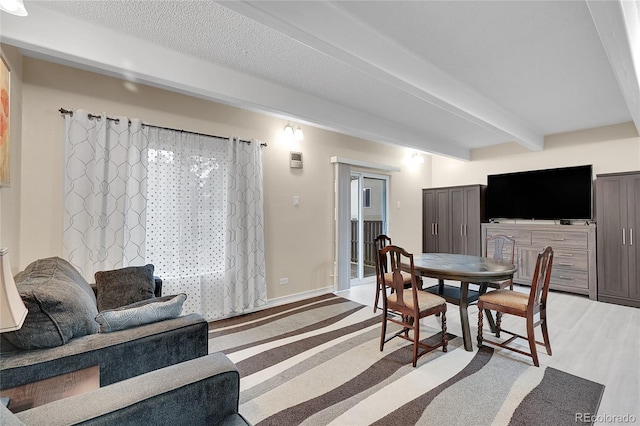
[532,231,588,249]
[550,268,589,289]
[552,250,588,272]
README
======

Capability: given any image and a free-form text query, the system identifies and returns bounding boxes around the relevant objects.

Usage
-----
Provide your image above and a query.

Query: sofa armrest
[0,313,208,389]
[10,353,251,426]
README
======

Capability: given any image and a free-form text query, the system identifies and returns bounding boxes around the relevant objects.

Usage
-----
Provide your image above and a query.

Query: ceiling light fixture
[283,123,294,139]
[0,0,28,16]
[294,125,304,141]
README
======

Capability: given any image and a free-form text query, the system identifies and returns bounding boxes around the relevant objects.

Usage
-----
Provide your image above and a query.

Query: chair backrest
[528,246,554,308]
[374,234,392,275]
[378,245,419,315]
[484,234,516,263]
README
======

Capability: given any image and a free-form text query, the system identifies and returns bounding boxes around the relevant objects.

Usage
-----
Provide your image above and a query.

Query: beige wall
[6,53,640,303]
[0,44,23,274]
[12,56,432,302]
[431,122,639,188]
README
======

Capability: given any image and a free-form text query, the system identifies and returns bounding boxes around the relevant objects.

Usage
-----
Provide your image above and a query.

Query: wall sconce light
[283,123,294,139]
[283,123,304,141]
[0,0,28,16]
[411,152,425,165]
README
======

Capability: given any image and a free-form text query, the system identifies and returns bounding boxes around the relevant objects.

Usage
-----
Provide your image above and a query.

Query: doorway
[350,172,389,286]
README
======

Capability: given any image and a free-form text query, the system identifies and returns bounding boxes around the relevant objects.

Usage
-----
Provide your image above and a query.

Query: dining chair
[484,234,516,290]
[373,234,412,313]
[477,246,554,367]
[379,245,448,367]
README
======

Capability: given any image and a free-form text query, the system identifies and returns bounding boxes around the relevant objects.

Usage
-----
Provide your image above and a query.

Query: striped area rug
[208,294,604,426]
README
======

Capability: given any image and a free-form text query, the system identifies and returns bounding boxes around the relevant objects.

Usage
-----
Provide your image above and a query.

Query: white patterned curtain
[145,130,267,320]
[224,138,267,316]
[63,109,148,278]
[63,111,267,321]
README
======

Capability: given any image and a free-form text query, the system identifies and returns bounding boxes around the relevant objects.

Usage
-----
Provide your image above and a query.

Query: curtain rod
[58,108,267,147]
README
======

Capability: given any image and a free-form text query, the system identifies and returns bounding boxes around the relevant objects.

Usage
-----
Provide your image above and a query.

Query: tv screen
[486,165,593,220]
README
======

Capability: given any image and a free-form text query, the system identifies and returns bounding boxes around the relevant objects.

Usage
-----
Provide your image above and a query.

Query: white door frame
[350,171,389,287]
[331,157,399,293]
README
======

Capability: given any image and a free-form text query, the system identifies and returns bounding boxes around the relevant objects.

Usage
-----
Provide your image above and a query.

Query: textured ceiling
[3,0,639,159]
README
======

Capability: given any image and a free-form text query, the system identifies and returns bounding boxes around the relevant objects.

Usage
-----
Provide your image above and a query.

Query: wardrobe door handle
[623,228,626,245]
[631,228,634,246]
[461,224,464,236]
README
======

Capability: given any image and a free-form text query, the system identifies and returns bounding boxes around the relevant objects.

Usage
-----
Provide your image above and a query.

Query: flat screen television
[486,165,593,220]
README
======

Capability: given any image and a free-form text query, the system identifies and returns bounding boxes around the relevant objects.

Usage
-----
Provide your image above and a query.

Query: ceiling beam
[1,4,470,160]
[223,0,545,152]
[587,0,640,135]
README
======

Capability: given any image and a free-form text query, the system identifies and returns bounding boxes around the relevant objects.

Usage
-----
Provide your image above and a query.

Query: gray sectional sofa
[0,257,251,425]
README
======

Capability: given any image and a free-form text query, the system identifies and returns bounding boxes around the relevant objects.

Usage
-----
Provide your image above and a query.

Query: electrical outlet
[280,278,289,285]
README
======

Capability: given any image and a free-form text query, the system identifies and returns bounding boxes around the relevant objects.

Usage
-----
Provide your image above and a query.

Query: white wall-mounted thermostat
[290,151,303,168]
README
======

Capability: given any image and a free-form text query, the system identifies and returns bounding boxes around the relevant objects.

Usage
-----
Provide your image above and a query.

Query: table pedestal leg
[459,282,472,351]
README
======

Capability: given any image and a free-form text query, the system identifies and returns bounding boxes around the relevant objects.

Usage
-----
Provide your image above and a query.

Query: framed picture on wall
[1,53,9,187]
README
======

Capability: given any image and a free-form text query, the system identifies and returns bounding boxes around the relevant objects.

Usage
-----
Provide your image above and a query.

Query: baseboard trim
[264,286,337,308]
[208,286,337,325]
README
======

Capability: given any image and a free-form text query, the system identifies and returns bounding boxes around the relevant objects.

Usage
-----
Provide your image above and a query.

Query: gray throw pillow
[4,257,99,349]
[95,294,186,333]
[95,264,156,311]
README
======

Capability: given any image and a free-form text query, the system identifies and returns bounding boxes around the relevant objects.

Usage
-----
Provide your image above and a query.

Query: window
[363,187,371,208]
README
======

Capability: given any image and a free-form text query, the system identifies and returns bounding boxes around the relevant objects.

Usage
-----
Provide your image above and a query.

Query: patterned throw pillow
[95,294,186,333]
[95,264,156,311]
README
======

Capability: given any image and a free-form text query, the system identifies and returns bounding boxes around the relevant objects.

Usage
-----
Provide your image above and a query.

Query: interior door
[350,173,388,285]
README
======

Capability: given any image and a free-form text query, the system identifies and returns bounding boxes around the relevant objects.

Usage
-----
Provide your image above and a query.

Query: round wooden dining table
[406,253,517,352]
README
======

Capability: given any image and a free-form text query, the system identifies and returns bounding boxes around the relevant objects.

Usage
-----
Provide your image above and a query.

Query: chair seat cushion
[479,289,529,312]
[383,270,412,284]
[389,290,445,311]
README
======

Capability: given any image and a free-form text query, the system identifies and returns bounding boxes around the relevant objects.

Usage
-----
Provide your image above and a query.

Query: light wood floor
[340,279,640,425]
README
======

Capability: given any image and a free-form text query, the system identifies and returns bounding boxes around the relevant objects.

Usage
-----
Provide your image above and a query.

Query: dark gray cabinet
[596,172,640,307]
[422,185,486,255]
